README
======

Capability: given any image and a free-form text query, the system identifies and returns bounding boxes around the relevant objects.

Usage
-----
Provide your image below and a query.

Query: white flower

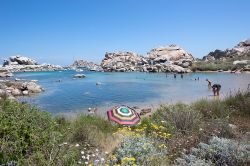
[85,161,88,165]
[199,128,203,131]
[75,144,80,147]
[78,161,82,164]
[82,156,85,159]
[105,151,108,154]
[92,154,95,157]
[95,149,99,152]
[101,158,105,161]
[63,142,68,145]
[81,151,84,154]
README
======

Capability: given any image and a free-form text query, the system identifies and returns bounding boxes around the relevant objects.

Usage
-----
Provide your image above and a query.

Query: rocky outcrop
[72,60,103,71]
[203,39,250,60]
[0,64,63,72]
[0,69,13,77]
[0,80,44,100]
[147,45,194,61]
[100,45,194,73]
[233,60,248,66]
[73,74,86,78]
[3,55,38,66]
[1,55,63,72]
[101,52,148,72]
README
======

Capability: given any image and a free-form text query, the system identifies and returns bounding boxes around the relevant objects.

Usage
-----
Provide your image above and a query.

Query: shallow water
[15,70,250,115]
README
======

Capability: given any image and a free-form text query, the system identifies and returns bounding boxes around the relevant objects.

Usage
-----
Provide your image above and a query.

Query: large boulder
[101,52,148,72]
[4,55,38,66]
[0,72,13,77]
[233,60,248,66]
[147,45,194,61]
[72,60,103,71]
[22,82,43,93]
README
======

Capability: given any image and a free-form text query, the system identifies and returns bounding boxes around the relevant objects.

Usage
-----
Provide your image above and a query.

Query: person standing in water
[212,84,221,96]
[181,74,183,79]
[206,79,212,87]
[174,73,177,78]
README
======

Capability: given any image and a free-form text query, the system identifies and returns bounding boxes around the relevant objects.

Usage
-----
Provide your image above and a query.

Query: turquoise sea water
[15,70,250,115]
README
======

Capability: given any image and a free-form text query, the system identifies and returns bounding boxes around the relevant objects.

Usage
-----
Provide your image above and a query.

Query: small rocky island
[0,55,63,75]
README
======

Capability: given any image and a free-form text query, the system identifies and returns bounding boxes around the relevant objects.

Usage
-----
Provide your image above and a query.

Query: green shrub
[191,61,234,71]
[0,100,54,164]
[153,103,202,133]
[175,137,250,166]
[109,136,168,165]
[0,100,79,165]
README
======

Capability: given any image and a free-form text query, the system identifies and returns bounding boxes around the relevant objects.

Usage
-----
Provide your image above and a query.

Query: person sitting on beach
[212,84,221,96]
[206,79,212,87]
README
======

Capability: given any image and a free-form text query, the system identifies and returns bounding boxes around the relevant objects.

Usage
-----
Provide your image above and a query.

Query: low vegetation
[191,54,250,71]
[191,60,235,71]
[0,91,250,165]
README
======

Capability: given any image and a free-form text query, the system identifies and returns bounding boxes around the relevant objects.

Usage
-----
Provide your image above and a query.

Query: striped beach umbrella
[107,106,140,126]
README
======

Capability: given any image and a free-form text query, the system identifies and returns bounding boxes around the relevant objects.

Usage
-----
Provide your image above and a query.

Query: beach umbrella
[107,106,140,126]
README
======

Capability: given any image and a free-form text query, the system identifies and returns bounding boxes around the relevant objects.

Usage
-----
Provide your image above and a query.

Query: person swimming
[206,79,212,87]
[212,84,221,96]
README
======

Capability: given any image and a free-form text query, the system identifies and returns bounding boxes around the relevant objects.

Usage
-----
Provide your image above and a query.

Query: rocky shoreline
[0,80,44,100]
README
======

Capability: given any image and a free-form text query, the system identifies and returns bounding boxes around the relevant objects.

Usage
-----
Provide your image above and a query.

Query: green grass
[191,60,236,71]
[68,115,118,149]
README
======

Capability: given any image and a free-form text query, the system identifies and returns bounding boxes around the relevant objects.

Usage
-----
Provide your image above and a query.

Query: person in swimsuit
[212,84,221,96]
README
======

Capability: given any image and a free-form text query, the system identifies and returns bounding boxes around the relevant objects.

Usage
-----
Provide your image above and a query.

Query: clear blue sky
[1,0,250,65]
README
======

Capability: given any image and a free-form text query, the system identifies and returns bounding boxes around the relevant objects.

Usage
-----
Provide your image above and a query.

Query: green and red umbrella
[107,106,140,126]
